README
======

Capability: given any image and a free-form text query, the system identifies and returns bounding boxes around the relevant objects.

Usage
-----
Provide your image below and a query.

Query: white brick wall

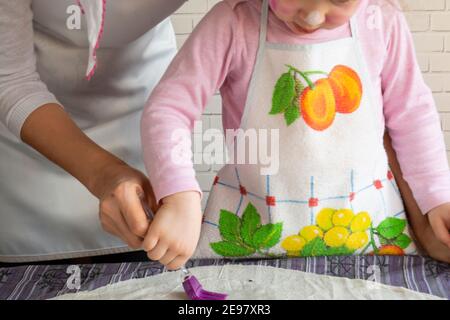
[170,0,450,205]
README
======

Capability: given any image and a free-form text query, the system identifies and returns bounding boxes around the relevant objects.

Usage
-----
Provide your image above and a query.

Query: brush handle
[180,265,192,278]
[141,199,155,220]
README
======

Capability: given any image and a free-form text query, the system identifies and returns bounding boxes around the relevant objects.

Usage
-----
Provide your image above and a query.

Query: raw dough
[53,265,442,300]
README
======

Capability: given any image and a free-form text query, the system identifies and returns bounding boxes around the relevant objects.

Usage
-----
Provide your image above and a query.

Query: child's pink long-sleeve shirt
[141,0,450,214]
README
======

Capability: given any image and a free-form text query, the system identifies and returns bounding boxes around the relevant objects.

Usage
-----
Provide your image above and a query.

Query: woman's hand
[95,163,158,249]
[428,204,450,249]
[142,191,202,270]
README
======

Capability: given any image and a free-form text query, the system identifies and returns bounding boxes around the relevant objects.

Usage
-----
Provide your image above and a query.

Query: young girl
[140,0,450,270]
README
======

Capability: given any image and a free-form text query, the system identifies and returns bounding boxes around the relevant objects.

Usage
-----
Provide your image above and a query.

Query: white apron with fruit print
[192,0,416,259]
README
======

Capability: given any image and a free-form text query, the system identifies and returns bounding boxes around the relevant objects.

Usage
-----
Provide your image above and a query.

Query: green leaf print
[300,238,328,257]
[240,203,261,247]
[379,235,390,246]
[325,246,355,256]
[270,72,295,115]
[252,223,283,249]
[376,217,406,240]
[210,241,255,257]
[218,210,241,243]
[284,98,300,126]
[393,234,412,249]
[211,202,283,258]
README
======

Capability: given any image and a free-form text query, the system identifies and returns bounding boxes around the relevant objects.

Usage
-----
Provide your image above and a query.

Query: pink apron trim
[86,0,106,80]
[75,0,85,14]
[76,0,107,80]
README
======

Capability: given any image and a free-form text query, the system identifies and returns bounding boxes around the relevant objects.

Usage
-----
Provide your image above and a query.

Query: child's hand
[428,203,450,249]
[142,191,202,270]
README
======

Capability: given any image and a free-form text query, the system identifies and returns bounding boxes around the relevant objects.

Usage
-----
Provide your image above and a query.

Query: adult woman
[0,0,186,262]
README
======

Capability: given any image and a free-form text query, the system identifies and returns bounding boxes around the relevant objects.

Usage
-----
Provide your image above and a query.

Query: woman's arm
[385,132,450,263]
[21,103,124,198]
[21,103,156,247]
[0,1,154,248]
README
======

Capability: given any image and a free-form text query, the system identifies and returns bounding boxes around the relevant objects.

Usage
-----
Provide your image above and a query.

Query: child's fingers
[166,256,189,271]
[142,232,159,252]
[159,250,179,267]
[147,241,168,261]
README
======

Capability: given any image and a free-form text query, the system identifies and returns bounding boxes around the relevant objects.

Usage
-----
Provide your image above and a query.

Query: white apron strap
[259,0,269,44]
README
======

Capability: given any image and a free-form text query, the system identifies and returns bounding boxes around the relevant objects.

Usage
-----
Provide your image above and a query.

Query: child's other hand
[142,191,202,270]
[428,203,450,249]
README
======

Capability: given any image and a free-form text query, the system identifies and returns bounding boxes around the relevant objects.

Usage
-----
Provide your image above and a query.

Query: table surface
[0,255,449,300]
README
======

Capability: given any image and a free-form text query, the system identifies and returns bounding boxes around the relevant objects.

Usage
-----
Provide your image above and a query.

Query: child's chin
[285,22,319,34]
[286,21,349,35]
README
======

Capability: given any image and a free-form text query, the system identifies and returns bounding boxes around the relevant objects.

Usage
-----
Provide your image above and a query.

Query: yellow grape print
[281,208,412,257]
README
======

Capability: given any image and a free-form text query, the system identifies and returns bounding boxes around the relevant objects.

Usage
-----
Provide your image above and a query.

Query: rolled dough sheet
[53,264,442,300]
